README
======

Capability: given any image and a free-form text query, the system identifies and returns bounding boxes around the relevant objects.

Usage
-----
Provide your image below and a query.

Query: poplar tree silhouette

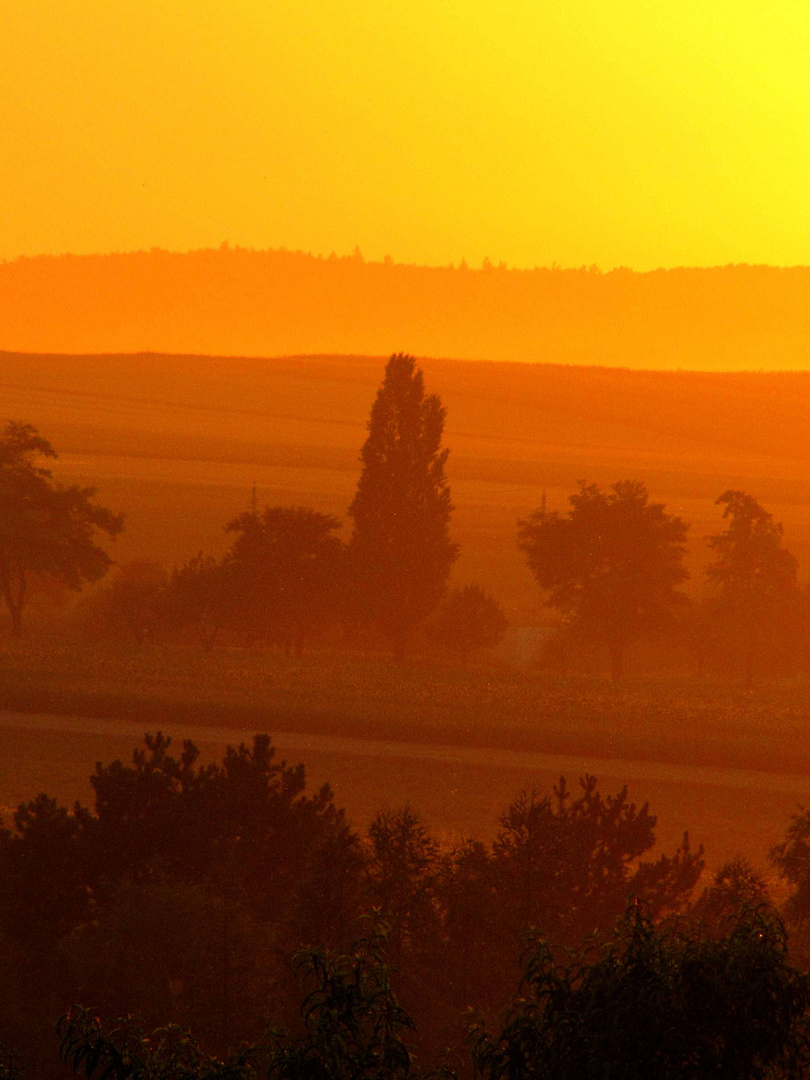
[348,354,458,654]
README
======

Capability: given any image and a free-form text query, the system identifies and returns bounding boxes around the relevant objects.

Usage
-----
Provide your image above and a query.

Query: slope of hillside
[3,350,810,623]
[3,250,810,369]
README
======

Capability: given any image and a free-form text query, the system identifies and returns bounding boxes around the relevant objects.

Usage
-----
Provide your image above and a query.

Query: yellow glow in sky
[3,1,810,270]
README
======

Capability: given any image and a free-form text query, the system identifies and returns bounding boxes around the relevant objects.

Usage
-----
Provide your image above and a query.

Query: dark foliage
[161,553,240,651]
[429,586,507,662]
[490,777,702,947]
[58,925,415,1080]
[0,734,360,1065]
[690,856,773,932]
[0,421,123,634]
[224,506,346,655]
[469,904,810,1080]
[771,808,810,927]
[517,480,688,680]
[75,560,168,646]
[349,354,459,654]
[706,490,801,687]
[84,733,348,902]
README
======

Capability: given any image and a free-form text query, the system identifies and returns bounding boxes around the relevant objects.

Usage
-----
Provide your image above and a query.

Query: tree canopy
[430,585,508,662]
[0,421,123,634]
[517,480,689,680]
[469,904,810,1080]
[225,506,346,655]
[349,354,458,653]
[706,490,800,687]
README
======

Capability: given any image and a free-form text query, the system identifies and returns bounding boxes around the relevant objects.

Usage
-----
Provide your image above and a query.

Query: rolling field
[4,350,810,885]
[4,351,810,623]
[0,692,807,885]
[1,640,810,884]
[4,640,810,776]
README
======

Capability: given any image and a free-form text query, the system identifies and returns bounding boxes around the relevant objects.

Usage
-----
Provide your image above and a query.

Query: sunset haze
[4,1,810,274]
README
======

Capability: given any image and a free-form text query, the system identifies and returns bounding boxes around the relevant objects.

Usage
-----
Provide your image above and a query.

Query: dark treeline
[3,352,808,686]
[5,731,810,1079]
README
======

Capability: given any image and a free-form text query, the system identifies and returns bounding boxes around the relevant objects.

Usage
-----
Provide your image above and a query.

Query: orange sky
[4,1,810,272]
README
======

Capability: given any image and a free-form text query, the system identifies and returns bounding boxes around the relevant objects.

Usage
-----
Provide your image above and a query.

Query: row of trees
[0,732,705,1075]
[1,355,806,679]
[0,356,506,659]
[5,732,810,1078]
[519,482,804,684]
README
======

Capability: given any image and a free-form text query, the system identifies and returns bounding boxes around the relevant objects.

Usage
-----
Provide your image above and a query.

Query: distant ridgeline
[2,248,810,368]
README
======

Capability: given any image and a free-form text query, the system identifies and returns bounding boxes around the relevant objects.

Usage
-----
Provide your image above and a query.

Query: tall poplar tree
[348,353,458,652]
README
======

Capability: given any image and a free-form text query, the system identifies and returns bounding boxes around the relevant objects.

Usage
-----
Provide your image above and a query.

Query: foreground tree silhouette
[493,778,702,942]
[469,904,810,1080]
[706,490,799,688]
[57,908,810,1080]
[349,354,459,655]
[517,481,688,681]
[58,923,415,1080]
[0,422,123,634]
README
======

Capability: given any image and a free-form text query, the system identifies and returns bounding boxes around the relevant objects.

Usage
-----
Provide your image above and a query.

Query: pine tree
[348,353,459,653]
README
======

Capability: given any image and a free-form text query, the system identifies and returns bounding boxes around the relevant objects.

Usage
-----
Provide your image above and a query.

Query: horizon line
[3,244,810,276]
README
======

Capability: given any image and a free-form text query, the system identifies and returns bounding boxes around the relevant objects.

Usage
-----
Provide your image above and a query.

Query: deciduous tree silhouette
[0,422,123,634]
[469,903,810,1080]
[517,481,688,681]
[58,924,415,1080]
[163,552,238,651]
[225,506,346,655]
[706,490,799,688]
[76,560,168,646]
[349,354,459,655]
[430,585,507,663]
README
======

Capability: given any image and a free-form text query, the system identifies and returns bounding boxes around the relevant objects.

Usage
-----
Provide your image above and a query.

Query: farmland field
[4,351,810,623]
[1,642,810,883]
[4,350,810,888]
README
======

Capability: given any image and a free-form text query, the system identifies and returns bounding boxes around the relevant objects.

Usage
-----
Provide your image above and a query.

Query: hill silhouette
[3,249,810,368]
[4,350,810,622]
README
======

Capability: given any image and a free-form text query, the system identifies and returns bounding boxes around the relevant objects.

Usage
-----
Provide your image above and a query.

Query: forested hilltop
[2,249,810,368]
